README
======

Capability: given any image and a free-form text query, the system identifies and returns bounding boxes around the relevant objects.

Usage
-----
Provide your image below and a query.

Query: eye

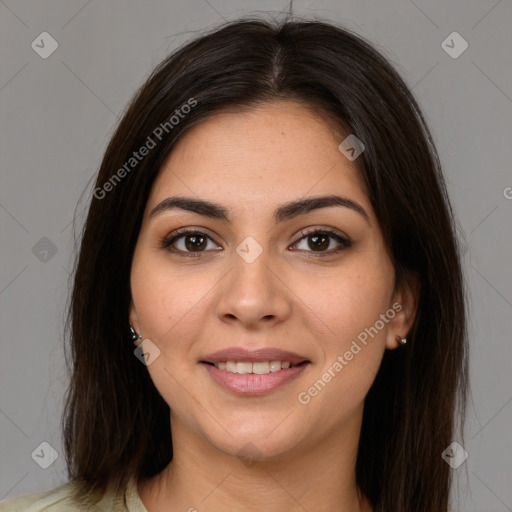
[162,229,221,257]
[162,228,351,258]
[291,229,351,257]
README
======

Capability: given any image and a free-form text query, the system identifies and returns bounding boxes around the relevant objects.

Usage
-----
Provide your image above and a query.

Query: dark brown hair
[63,17,468,511]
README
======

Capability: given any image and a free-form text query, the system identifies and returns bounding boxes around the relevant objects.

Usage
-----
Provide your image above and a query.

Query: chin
[202,423,307,464]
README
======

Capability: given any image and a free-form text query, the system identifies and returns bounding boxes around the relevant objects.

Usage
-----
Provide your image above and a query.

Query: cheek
[130,251,215,344]
[293,252,394,408]
[130,253,210,411]
[298,255,394,346]
[130,250,175,336]
[295,272,391,426]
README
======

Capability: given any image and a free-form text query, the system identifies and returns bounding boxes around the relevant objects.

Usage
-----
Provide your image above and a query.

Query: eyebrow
[149,194,370,225]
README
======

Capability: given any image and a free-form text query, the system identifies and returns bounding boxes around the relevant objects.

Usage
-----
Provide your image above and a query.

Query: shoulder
[0,481,79,511]
[0,476,145,512]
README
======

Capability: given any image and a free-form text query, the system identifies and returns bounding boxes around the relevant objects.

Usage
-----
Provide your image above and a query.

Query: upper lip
[202,348,309,366]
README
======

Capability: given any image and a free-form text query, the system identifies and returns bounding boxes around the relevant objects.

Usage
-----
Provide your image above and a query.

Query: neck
[138,413,372,512]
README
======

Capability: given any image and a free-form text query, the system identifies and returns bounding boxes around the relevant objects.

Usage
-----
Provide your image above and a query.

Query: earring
[130,326,142,343]
[395,335,407,345]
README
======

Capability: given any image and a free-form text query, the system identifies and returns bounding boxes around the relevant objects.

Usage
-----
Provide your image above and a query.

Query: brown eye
[183,233,207,252]
[162,230,221,256]
[307,233,330,251]
[292,229,351,256]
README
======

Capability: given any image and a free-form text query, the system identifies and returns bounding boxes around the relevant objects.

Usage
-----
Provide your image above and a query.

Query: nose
[215,246,292,329]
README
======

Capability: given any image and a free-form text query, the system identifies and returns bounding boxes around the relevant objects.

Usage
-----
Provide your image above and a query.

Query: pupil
[185,234,206,251]
[309,234,328,251]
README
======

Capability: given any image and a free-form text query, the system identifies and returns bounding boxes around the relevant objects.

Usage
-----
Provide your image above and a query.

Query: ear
[129,300,143,347]
[385,272,420,350]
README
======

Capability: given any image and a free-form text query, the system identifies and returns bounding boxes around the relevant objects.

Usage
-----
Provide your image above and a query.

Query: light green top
[0,476,147,512]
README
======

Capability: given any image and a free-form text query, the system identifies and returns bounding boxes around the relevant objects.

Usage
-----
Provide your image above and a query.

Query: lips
[200,347,310,396]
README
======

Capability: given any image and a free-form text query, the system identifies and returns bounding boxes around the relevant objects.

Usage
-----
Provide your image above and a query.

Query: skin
[129,100,418,512]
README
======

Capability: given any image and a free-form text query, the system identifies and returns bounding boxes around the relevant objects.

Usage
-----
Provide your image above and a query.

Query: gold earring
[395,335,407,345]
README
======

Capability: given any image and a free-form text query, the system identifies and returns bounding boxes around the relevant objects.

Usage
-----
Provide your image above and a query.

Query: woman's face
[130,101,414,461]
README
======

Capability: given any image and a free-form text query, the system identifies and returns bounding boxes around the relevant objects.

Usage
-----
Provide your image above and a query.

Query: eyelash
[161,228,352,258]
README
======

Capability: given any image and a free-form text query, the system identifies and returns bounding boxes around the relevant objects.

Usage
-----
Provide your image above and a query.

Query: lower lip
[201,362,309,396]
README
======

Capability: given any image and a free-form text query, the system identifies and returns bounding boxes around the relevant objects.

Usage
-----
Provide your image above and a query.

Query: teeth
[213,361,295,374]
[236,362,252,374]
[269,361,281,372]
[253,362,269,374]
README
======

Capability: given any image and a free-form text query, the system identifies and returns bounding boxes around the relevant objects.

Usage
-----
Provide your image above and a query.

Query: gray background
[1,1,511,510]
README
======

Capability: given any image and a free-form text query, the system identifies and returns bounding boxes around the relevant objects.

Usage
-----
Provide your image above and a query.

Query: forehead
[146,101,372,220]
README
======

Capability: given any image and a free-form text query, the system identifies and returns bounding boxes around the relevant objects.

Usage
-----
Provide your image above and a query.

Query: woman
[1,16,468,512]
